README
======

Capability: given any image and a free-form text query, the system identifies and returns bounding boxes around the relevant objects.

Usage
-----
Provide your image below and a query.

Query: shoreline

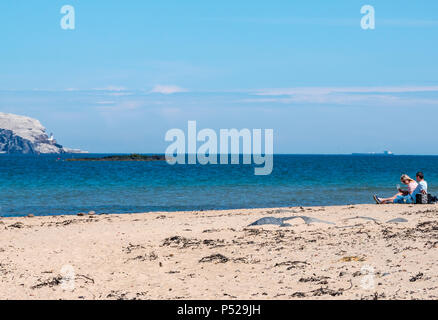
[1,204,438,300]
[1,203,373,218]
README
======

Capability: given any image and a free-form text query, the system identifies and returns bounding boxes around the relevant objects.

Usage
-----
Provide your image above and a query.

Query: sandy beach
[1,204,438,300]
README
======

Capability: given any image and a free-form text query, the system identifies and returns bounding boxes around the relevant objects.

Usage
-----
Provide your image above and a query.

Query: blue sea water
[1,154,437,217]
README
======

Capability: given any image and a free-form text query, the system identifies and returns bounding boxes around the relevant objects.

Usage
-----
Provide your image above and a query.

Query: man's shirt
[412,180,428,201]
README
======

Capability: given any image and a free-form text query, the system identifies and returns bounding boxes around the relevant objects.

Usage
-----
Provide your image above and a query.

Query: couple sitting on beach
[374,171,428,204]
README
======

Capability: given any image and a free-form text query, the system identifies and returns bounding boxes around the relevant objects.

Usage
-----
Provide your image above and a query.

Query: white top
[412,180,428,201]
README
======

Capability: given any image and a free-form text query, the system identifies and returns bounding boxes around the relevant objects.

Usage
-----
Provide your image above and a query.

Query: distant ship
[352,150,394,156]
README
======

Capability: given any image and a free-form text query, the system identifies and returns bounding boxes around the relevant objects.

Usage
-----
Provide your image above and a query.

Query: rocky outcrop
[0,112,85,154]
[0,128,37,154]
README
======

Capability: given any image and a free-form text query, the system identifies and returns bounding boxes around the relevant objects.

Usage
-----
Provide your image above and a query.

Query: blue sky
[1,0,438,153]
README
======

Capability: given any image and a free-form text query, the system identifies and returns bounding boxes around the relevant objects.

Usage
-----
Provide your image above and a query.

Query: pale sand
[1,204,438,300]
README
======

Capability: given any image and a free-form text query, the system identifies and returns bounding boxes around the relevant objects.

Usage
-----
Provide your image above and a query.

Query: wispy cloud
[241,86,438,106]
[255,86,438,96]
[151,85,187,94]
[96,100,144,112]
[93,86,127,92]
[95,101,116,105]
[91,86,132,97]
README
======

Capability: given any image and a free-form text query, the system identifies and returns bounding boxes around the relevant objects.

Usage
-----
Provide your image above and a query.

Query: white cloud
[151,85,187,94]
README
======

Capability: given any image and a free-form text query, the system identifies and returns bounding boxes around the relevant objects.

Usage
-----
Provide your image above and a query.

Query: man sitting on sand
[374,172,428,204]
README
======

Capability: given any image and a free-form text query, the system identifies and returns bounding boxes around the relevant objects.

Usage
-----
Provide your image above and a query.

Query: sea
[1,154,437,217]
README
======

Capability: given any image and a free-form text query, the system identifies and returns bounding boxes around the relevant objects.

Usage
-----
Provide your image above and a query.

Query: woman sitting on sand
[374,174,418,204]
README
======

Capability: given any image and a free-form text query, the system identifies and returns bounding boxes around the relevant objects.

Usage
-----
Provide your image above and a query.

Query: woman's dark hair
[416,171,424,179]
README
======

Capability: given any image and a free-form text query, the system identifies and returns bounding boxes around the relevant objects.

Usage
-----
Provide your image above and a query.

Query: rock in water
[0,112,85,154]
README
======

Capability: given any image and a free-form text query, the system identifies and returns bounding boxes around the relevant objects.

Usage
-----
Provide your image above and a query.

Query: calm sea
[1,154,437,217]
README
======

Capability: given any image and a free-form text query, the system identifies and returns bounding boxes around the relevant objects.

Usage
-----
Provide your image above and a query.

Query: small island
[66,154,168,161]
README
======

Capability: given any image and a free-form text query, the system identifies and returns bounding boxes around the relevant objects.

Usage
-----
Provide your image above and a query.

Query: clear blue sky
[1,0,438,153]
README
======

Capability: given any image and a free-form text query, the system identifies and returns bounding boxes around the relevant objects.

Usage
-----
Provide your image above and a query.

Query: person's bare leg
[378,192,402,204]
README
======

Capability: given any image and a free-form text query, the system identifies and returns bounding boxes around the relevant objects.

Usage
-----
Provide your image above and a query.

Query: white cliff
[0,112,86,154]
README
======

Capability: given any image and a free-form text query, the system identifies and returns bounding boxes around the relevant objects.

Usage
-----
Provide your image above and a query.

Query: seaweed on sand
[199,254,229,263]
